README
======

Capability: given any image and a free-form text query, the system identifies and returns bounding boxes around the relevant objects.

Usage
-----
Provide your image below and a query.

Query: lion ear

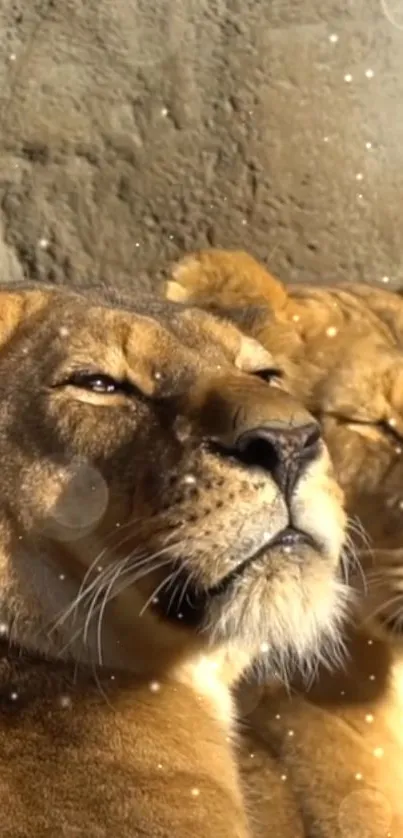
[0,288,44,351]
[165,249,287,312]
[0,291,24,349]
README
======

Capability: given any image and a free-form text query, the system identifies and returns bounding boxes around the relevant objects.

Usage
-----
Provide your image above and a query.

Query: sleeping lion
[166,249,403,837]
[0,281,348,837]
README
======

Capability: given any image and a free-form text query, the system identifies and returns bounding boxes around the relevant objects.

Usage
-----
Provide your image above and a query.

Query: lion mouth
[154,527,318,628]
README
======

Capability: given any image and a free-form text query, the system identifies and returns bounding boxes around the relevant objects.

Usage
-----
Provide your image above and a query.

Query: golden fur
[0,280,347,836]
[165,249,403,837]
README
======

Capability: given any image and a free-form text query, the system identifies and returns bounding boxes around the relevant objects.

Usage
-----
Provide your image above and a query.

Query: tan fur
[0,279,347,836]
[166,249,403,837]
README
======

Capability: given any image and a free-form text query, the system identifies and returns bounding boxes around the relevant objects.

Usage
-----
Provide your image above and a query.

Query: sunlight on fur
[165,247,403,837]
[0,279,349,837]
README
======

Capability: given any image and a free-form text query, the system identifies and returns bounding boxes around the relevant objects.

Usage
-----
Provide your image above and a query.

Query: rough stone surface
[1,0,403,294]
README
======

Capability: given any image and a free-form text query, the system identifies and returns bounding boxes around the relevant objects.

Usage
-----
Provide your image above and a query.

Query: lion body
[166,249,403,837]
[0,280,346,836]
[2,245,403,837]
[0,646,250,838]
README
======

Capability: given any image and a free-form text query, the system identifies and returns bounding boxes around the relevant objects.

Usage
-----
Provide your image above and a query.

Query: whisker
[351,553,367,596]
[94,558,140,666]
[138,568,179,618]
[164,562,192,614]
[341,530,366,594]
[85,554,140,650]
[365,576,402,594]
[386,602,403,624]
[367,567,403,582]
[89,553,175,661]
[95,549,176,666]
[50,549,148,636]
[90,658,115,710]
[56,547,181,661]
[346,515,372,551]
[363,593,403,625]
[51,522,186,636]
[89,517,185,575]
[176,570,196,614]
[57,559,169,660]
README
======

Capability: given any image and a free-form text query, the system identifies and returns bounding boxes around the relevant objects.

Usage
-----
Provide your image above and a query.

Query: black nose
[235,422,321,498]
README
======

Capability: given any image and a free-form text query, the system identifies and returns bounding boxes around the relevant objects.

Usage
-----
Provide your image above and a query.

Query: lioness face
[287,329,403,551]
[166,250,403,553]
[0,284,347,676]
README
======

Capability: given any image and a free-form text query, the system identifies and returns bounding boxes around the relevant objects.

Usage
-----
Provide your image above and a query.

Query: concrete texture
[1,0,403,294]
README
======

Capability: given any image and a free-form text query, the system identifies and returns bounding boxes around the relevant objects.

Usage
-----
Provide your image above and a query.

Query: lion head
[165,250,403,838]
[165,248,403,651]
[0,282,347,684]
[166,250,403,548]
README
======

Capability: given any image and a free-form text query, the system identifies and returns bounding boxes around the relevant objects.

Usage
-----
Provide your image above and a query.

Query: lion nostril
[304,425,321,455]
[300,428,322,472]
[237,436,279,473]
[235,421,322,498]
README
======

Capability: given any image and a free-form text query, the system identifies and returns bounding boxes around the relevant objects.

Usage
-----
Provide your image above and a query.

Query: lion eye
[378,419,403,444]
[65,372,120,394]
[253,368,284,384]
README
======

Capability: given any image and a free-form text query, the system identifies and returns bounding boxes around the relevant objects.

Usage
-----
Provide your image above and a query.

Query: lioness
[0,282,347,837]
[165,249,403,837]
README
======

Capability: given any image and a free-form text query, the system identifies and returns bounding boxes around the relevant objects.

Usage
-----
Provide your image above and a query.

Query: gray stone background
[1,0,403,294]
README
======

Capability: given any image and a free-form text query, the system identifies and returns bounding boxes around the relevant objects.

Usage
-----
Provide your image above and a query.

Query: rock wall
[1,0,403,294]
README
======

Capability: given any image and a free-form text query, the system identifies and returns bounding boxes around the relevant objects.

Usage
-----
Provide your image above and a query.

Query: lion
[165,249,403,837]
[0,280,347,837]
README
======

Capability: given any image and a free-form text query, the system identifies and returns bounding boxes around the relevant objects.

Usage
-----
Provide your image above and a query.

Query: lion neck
[0,536,125,667]
[0,534,249,730]
[299,622,403,758]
